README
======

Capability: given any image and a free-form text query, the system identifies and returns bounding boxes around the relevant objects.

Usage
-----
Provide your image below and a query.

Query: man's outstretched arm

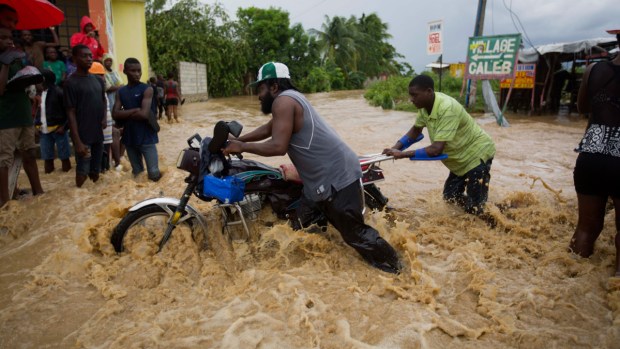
[224,96,296,157]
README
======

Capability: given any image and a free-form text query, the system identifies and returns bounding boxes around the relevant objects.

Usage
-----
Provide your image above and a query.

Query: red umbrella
[0,0,64,30]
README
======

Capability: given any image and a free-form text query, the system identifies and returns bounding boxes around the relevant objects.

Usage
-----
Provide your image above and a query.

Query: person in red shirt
[70,16,105,62]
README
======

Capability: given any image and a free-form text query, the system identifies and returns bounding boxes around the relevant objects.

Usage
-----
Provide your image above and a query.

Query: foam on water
[0,91,618,348]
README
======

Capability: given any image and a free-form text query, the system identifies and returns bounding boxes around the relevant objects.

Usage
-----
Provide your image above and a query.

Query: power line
[290,0,330,21]
[502,0,536,49]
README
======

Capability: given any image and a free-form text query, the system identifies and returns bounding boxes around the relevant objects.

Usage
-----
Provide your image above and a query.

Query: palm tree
[309,15,360,72]
[355,13,401,77]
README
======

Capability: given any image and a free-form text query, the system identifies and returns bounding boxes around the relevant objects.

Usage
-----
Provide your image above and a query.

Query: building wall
[49,0,149,84]
[110,0,150,83]
[179,61,209,101]
[53,0,89,48]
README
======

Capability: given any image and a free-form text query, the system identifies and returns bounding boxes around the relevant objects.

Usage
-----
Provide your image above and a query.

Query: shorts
[0,126,37,167]
[166,98,178,106]
[574,152,620,198]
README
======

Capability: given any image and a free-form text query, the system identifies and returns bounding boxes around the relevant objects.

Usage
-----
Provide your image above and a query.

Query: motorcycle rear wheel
[111,204,205,253]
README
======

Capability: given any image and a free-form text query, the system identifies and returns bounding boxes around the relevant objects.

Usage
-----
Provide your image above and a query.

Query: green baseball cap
[249,62,291,87]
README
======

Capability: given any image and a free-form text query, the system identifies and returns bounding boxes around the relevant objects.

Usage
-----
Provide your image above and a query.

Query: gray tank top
[280,90,361,202]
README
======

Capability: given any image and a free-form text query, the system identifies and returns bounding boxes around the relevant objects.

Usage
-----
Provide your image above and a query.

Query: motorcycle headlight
[176,148,200,175]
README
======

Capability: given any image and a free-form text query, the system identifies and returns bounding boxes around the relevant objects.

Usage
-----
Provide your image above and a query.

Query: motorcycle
[110,121,405,254]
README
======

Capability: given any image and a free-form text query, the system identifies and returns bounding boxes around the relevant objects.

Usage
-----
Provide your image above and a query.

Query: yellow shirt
[415,92,495,176]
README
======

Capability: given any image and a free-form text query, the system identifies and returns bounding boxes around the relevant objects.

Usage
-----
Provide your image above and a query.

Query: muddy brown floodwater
[1,90,619,348]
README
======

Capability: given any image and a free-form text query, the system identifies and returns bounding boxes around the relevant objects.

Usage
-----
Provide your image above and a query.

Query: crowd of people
[0,5,183,207]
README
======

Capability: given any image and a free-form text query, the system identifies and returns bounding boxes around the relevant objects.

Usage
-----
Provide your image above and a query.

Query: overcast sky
[200,0,618,73]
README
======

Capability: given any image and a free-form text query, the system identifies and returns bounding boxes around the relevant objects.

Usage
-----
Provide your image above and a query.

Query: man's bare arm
[237,120,273,142]
[133,87,154,121]
[227,96,296,157]
[112,90,137,120]
[67,107,88,156]
[43,27,60,47]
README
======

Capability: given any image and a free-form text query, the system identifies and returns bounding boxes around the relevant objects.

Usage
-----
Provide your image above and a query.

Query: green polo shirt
[414,92,495,176]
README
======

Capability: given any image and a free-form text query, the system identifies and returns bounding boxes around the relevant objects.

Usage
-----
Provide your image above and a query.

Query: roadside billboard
[465,34,521,80]
[500,63,536,89]
[427,20,443,55]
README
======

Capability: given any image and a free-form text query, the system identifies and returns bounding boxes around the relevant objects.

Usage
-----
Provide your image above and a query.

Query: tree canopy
[145,0,409,96]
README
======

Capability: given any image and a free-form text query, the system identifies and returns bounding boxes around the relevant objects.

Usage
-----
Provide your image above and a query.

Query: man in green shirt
[383,75,495,215]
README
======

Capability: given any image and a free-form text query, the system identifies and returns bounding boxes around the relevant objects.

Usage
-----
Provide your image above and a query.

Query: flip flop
[208,120,230,153]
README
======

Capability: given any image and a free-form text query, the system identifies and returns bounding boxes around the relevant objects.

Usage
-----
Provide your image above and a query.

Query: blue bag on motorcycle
[203,175,246,203]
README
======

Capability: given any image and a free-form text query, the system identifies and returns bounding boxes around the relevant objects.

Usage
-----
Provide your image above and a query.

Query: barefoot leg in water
[570,194,607,258]
[613,196,620,277]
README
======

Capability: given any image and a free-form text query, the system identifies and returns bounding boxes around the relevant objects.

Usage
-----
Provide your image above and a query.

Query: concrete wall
[178,61,209,102]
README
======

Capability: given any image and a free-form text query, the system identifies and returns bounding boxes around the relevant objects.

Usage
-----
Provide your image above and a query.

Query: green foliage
[146,0,248,97]
[353,13,401,77]
[325,61,345,90]
[364,72,500,113]
[364,76,410,110]
[236,7,291,70]
[346,71,367,90]
[309,13,403,89]
[287,24,321,81]
[145,1,406,96]
[299,67,331,93]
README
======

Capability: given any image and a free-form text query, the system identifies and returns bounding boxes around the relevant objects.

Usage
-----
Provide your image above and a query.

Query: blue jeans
[125,143,161,181]
[75,141,104,176]
[39,131,71,160]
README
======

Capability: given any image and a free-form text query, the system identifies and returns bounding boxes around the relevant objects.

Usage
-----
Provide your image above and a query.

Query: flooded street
[1,90,618,348]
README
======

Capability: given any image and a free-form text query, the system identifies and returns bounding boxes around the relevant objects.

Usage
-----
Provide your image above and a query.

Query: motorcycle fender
[128,197,209,230]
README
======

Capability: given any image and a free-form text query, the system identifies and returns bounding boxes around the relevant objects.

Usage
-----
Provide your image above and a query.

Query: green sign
[465,34,522,80]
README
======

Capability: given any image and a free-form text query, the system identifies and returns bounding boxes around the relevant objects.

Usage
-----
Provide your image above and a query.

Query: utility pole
[474,0,487,37]
[466,0,487,107]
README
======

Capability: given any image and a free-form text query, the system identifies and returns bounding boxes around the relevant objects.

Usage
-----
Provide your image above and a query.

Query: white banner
[427,19,443,55]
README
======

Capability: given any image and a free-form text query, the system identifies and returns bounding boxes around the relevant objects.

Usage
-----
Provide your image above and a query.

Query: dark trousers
[313,180,401,273]
[157,97,165,116]
[443,158,493,215]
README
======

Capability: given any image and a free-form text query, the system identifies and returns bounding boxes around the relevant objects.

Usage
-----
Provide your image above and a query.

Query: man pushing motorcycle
[223,62,401,274]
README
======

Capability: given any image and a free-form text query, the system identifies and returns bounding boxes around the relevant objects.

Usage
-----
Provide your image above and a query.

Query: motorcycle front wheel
[111,204,205,253]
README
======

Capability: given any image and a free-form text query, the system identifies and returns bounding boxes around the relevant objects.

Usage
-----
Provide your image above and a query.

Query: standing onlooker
[70,16,105,62]
[570,29,620,276]
[156,74,165,119]
[43,46,66,86]
[20,28,60,69]
[59,47,76,79]
[103,54,122,112]
[164,71,182,123]
[64,45,107,187]
[0,4,18,30]
[36,69,71,173]
[0,26,44,207]
[148,76,162,121]
[113,58,160,181]
[88,61,113,172]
